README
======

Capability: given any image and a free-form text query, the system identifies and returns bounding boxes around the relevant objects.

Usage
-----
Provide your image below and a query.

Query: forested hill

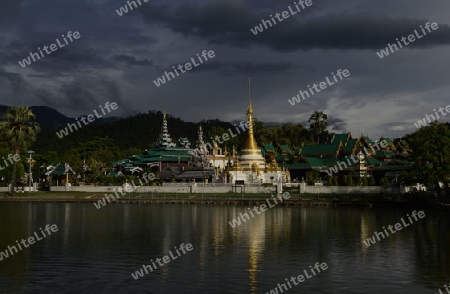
[33,110,238,155]
[0,105,120,134]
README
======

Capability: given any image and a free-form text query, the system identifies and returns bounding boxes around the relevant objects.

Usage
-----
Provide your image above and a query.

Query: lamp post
[27,150,35,192]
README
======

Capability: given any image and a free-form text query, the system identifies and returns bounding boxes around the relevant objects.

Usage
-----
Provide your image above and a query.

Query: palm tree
[0,106,40,195]
[308,111,328,144]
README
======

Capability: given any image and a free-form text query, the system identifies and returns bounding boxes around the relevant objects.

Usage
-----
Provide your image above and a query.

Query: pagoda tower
[238,78,266,172]
[196,125,209,155]
[155,110,176,148]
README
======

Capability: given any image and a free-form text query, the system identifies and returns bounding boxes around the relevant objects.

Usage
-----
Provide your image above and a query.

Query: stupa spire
[196,125,207,153]
[243,77,258,151]
[155,110,176,148]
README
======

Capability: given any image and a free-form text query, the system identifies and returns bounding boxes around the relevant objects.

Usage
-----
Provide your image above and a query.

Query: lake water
[0,203,448,293]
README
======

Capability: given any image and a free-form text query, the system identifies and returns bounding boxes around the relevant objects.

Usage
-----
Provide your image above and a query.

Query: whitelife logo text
[228,192,291,228]
[18,31,81,68]
[0,224,59,262]
[131,243,193,280]
[55,102,118,139]
[363,210,425,248]
[153,50,216,87]
[250,0,313,35]
[376,22,439,59]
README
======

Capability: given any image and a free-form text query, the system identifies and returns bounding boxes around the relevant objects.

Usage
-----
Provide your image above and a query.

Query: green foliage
[34,151,60,166]
[332,177,338,186]
[403,123,450,196]
[356,177,362,186]
[380,177,389,187]
[0,106,41,153]
[306,170,320,186]
[347,175,354,186]
[0,145,25,186]
[62,137,121,179]
[369,177,376,186]
[327,176,332,186]
[340,175,347,186]
[253,119,314,147]
[362,176,369,186]
[0,106,40,193]
[308,111,328,144]
[206,125,239,150]
[120,147,145,159]
[35,111,205,156]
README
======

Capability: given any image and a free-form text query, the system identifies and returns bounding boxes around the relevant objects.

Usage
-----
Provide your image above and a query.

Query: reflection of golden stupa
[239,79,266,172]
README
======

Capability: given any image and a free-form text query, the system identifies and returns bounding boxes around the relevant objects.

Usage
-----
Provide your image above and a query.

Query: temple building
[259,132,413,184]
[220,100,285,184]
[111,110,217,182]
[109,82,412,185]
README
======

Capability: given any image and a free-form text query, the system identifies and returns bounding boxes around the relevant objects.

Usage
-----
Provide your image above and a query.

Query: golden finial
[247,77,251,103]
[163,109,166,120]
[247,77,253,113]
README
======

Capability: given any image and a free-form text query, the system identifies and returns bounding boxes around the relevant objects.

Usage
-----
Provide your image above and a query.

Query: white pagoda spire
[155,110,176,148]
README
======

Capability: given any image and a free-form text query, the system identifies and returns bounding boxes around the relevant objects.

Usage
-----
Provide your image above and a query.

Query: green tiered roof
[263,143,275,152]
[301,144,340,156]
[363,136,373,145]
[343,139,358,153]
[257,132,414,175]
[331,133,350,145]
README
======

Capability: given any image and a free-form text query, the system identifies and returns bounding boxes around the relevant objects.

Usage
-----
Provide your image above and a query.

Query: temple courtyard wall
[43,184,398,194]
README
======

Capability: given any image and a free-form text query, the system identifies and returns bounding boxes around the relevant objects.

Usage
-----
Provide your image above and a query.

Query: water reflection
[0,203,448,293]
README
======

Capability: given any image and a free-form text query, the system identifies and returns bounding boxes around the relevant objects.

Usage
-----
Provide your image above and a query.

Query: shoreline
[1,193,448,210]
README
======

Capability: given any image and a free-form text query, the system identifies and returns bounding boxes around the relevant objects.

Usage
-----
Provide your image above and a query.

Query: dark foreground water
[0,203,449,294]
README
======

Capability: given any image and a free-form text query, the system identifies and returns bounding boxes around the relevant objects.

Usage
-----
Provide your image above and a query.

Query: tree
[403,122,450,199]
[306,170,319,185]
[0,143,25,186]
[63,137,121,181]
[207,126,239,151]
[308,111,328,144]
[347,175,354,186]
[332,176,338,186]
[327,176,332,186]
[0,106,40,195]
[362,176,369,186]
[357,177,362,186]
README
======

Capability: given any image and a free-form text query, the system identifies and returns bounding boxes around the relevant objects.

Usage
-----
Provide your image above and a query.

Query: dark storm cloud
[34,87,59,107]
[0,68,29,95]
[114,54,153,66]
[189,61,301,76]
[139,1,450,52]
[327,116,348,132]
[100,80,136,116]
[60,82,100,111]
[3,32,108,76]
[16,42,107,74]
[32,79,136,117]
[0,0,23,25]
[0,0,448,138]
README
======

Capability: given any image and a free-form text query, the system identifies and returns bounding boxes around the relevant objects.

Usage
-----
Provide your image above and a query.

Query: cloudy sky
[1,0,450,139]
